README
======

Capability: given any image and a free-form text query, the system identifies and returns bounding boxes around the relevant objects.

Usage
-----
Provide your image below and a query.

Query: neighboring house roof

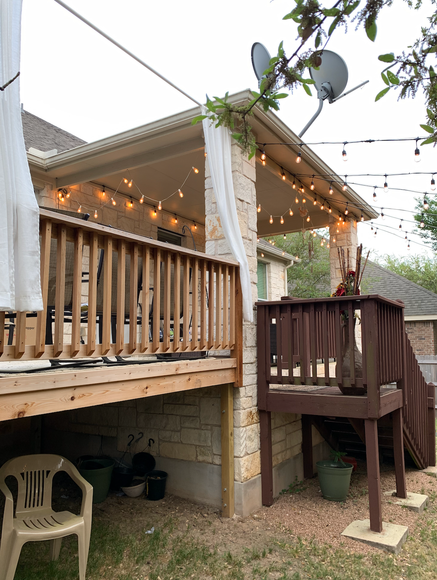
[22,110,86,153]
[362,260,437,319]
[258,239,294,264]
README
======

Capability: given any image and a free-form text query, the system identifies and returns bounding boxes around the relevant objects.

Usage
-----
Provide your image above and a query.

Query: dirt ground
[90,462,437,558]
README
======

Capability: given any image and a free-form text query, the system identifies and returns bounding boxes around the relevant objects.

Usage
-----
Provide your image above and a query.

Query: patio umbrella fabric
[202,110,253,323]
[0,0,43,311]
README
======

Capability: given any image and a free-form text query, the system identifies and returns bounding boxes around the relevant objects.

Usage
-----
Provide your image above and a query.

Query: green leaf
[251,91,261,99]
[328,16,340,36]
[421,136,436,145]
[344,0,360,15]
[191,115,207,125]
[303,83,312,96]
[278,41,284,58]
[420,124,434,134]
[378,53,395,63]
[381,72,389,86]
[375,87,390,101]
[315,30,322,48]
[302,78,315,84]
[366,18,377,42]
[231,133,242,140]
[387,71,400,85]
[430,66,436,78]
[428,45,437,54]
[269,56,279,66]
[322,7,340,16]
[273,93,288,99]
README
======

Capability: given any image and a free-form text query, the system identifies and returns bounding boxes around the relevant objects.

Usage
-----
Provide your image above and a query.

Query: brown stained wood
[54,226,67,357]
[14,313,26,358]
[229,268,235,349]
[232,271,243,388]
[36,220,52,356]
[275,305,282,384]
[182,255,190,351]
[257,305,269,409]
[191,259,199,351]
[0,312,4,354]
[71,228,83,356]
[428,383,436,467]
[266,390,370,418]
[200,261,207,350]
[208,263,215,350]
[221,384,234,518]
[297,305,305,383]
[141,247,151,353]
[334,302,342,386]
[101,237,113,354]
[163,251,171,352]
[309,304,317,384]
[115,240,126,354]
[286,304,294,381]
[392,408,407,499]
[260,410,273,506]
[348,301,355,384]
[365,419,382,533]
[322,303,330,382]
[215,264,222,349]
[223,265,229,349]
[152,248,161,353]
[0,363,237,422]
[129,243,139,353]
[362,300,380,419]
[301,415,313,478]
[173,253,181,349]
[87,233,98,356]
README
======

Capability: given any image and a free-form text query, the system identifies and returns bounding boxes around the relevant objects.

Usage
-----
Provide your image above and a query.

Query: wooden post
[302,415,314,478]
[260,410,273,506]
[392,408,407,498]
[361,300,380,419]
[428,383,436,467]
[365,419,382,532]
[221,383,234,518]
[231,271,243,388]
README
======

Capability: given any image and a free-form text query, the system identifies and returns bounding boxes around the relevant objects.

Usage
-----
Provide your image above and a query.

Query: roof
[22,110,86,153]
[258,239,294,263]
[362,261,437,319]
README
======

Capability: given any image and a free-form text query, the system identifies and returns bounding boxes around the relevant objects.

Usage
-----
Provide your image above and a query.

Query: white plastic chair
[0,454,93,580]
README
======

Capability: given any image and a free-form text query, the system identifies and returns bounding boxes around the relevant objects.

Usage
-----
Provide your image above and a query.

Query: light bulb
[328,206,332,213]
[296,151,302,163]
[342,145,347,161]
[77,205,82,213]
[179,189,184,198]
[194,222,197,230]
[408,243,411,250]
[269,215,273,224]
[257,237,260,242]
[295,255,299,260]
[342,177,347,191]
[261,252,264,257]
[193,166,199,174]
[399,220,403,229]
[320,202,325,210]
[310,178,315,190]
[102,186,106,197]
[158,200,162,210]
[174,215,178,224]
[262,159,266,166]
[261,150,266,161]
[127,198,133,208]
[128,179,133,188]
[383,175,388,192]
[414,140,421,162]
[360,213,364,222]
[431,176,436,191]
[123,177,129,184]
[153,207,157,216]
[306,215,311,222]
[292,180,296,189]
[283,234,286,240]
[329,182,333,195]
[66,190,71,198]
[282,251,285,256]
[289,208,293,216]
[281,169,286,181]
[139,195,144,204]
[295,196,299,204]
[313,231,316,237]
[111,197,116,206]
[345,204,349,215]
[302,197,306,204]
[373,187,377,202]
[313,198,317,206]
[424,195,429,210]
[94,210,98,219]
[420,214,425,228]
[257,204,261,213]
[280,216,284,225]
[381,212,384,219]
[333,237,336,243]
[327,243,330,248]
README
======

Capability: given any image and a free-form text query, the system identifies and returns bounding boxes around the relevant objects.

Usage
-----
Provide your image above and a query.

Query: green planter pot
[316,460,353,502]
[79,458,115,503]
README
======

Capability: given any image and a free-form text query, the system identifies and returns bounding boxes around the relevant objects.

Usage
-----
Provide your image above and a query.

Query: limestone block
[165,392,185,404]
[272,412,293,429]
[137,413,180,431]
[243,347,256,365]
[181,416,201,429]
[196,446,213,463]
[181,428,212,446]
[118,406,136,427]
[232,173,256,204]
[205,176,213,192]
[244,326,257,348]
[205,240,216,255]
[272,439,287,458]
[205,215,223,240]
[163,404,198,417]
[234,451,261,483]
[234,424,260,457]
[213,454,222,465]
[117,427,158,453]
[243,362,257,376]
[234,408,259,428]
[212,426,221,455]
[286,429,303,449]
[136,396,163,414]
[217,238,232,254]
[242,159,256,182]
[75,405,118,427]
[160,442,196,462]
[233,396,253,411]
[242,237,256,258]
[160,430,181,443]
[272,426,286,445]
[200,398,221,426]
[237,211,248,237]
[285,418,302,434]
[289,442,302,458]
[184,394,200,406]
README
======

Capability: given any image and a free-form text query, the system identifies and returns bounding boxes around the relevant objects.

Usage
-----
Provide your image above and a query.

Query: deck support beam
[302,415,313,478]
[365,418,382,533]
[221,383,234,518]
[260,410,273,506]
[392,408,407,499]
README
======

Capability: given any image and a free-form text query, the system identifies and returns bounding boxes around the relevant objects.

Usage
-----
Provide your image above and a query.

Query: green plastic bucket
[316,460,353,502]
[79,458,115,503]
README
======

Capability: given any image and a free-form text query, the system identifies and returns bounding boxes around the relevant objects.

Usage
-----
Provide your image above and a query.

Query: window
[257,261,268,300]
[157,227,182,246]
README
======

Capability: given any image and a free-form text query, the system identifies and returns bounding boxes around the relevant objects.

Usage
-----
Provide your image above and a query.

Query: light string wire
[257,136,432,147]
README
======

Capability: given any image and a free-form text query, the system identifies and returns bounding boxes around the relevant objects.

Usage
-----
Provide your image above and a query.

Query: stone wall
[405,320,436,356]
[267,258,288,300]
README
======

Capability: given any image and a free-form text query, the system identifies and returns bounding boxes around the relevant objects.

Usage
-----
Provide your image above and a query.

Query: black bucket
[146,470,167,501]
[111,465,134,490]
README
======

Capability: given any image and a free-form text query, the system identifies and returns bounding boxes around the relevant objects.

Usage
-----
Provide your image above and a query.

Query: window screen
[257,261,267,300]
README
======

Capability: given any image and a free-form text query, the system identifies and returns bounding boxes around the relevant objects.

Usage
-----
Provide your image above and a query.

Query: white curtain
[202,110,253,322]
[0,0,42,311]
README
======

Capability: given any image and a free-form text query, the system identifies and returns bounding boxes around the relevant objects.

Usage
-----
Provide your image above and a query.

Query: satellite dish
[251,42,272,87]
[299,50,368,138]
[310,50,348,103]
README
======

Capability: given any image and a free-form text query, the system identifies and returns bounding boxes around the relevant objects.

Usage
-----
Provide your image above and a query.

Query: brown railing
[0,209,241,360]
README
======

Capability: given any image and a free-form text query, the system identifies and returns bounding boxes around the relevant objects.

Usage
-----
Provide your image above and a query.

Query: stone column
[329,216,358,294]
[205,140,261,517]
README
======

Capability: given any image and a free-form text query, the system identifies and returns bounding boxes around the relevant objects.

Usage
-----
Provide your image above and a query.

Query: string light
[431,175,436,191]
[420,214,425,227]
[329,182,333,195]
[193,166,199,174]
[123,177,129,184]
[257,203,261,213]
[310,176,315,190]
[381,210,385,219]
[111,197,116,206]
[296,151,302,164]
[306,215,311,222]
[399,219,403,229]
[328,206,332,213]
[94,209,98,219]
[261,148,266,161]
[127,198,133,208]
[283,233,287,240]
[178,189,184,198]
[139,195,144,204]
[77,205,82,213]
[342,143,348,161]
[269,215,273,224]
[342,176,347,191]
[383,175,388,192]
[281,168,286,181]
[295,195,299,204]
[302,197,306,204]
[194,222,197,230]
[313,197,317,206]
[289,208,293,216]
[360,212,364,221]
[128,179,133,188]
[414,138,421,162]
[344,203,349,215]
[102,186,106,197]
[373,187,377,202]
[174,215,178,224]
[320,201,325,210]
[424,195,429,210]
[280,216,284,224]
[158,200,162,210]
[292,179,296,189]
[262,158,266,166]
[153,207,157,216]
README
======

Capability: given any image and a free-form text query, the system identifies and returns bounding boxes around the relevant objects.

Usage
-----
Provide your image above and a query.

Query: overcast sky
[20,0,436,261]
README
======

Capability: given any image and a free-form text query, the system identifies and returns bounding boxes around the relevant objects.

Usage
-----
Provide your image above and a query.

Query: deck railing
[0,209,241,361]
